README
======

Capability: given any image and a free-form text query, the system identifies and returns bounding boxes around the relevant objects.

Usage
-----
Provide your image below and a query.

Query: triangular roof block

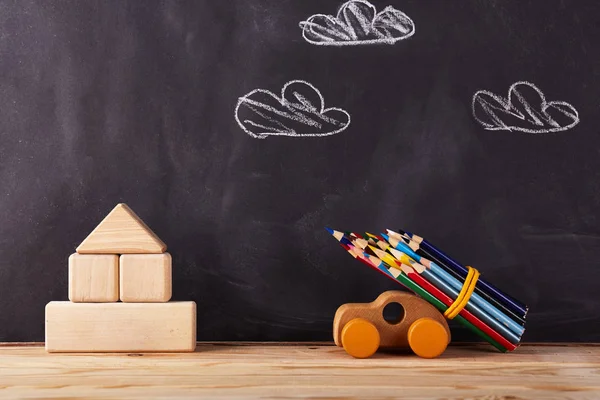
[76,203,167,254]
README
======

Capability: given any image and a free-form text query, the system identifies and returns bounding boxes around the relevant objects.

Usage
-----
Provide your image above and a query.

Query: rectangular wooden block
[120,253,172,302]
[68,254,119,302]
[45,301,196,353]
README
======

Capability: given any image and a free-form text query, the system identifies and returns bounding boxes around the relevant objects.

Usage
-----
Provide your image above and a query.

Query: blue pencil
[381,233,525,337]
[395,229,528,318]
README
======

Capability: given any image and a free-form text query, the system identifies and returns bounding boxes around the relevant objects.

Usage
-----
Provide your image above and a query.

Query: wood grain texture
[68,253,119,302]
[45,301,196,352]
[0,343,598,399]
[333,291,450,348]
[120,253,172,302]
[76,203,167,254]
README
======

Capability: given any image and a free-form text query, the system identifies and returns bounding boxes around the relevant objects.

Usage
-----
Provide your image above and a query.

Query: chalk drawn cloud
[235,80,351,139]
[472,81,580,134]
[299,0,415,46]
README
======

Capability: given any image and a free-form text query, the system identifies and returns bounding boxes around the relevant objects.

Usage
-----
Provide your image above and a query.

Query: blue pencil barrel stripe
[382,234,525,337]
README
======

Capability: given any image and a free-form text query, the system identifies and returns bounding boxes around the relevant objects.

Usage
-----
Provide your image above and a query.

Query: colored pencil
[362,242,520,344]
[393,229,528,318]
[387,230,526,327]
[348,244,507,351]
[382,233,525,337]
[326,231,507,352]
[363,246,516,351]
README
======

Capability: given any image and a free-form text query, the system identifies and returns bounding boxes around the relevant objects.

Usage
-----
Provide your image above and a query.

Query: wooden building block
[76,203,167,254]
[68,254,119,302]
[45,301,196,352]
[120,253,172,302]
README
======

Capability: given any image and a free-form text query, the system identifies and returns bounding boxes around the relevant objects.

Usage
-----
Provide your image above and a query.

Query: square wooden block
[120,253,172,302]
[68,254,119,302]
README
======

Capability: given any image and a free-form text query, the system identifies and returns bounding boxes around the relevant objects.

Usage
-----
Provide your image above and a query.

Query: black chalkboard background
[1,0,599,343]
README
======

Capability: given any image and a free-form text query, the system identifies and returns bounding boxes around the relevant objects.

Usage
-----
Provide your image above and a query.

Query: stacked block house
[45,203,196,352]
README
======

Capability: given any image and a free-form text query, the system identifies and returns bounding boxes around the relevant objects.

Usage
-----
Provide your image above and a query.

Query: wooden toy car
[333,290,451,358]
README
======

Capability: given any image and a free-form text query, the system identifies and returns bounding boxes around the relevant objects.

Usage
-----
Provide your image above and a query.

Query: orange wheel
[407,317,449,359]
[341,318,380,359]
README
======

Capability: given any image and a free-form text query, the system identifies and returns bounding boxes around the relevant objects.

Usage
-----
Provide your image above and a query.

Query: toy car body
[333,290,451,358]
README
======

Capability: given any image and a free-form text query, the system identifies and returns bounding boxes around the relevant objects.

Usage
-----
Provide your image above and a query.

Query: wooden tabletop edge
[1,341,598,347]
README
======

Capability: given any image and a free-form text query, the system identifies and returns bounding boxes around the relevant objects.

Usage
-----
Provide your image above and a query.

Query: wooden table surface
[0,342,598,399]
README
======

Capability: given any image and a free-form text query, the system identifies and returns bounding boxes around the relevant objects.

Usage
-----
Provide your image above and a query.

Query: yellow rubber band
[443,266,480,320]
[443,267,475,319]
[448,269,479,319]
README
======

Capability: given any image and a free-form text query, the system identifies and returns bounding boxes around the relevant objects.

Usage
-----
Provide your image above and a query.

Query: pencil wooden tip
[327,229,346,242]
[386,229,405,240]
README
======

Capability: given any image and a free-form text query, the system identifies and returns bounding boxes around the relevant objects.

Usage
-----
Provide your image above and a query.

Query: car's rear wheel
[340,317,380,358]
[407,317,448,358]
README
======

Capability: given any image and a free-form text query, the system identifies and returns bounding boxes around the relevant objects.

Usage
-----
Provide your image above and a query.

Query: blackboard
[1,0,599,343]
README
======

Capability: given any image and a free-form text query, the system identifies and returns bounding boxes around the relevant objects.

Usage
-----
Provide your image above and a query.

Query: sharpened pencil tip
[325,227,334,235]
[381,233,390,241]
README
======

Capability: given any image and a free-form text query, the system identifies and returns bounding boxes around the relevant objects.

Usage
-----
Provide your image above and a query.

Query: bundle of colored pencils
[326,227,528,352]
